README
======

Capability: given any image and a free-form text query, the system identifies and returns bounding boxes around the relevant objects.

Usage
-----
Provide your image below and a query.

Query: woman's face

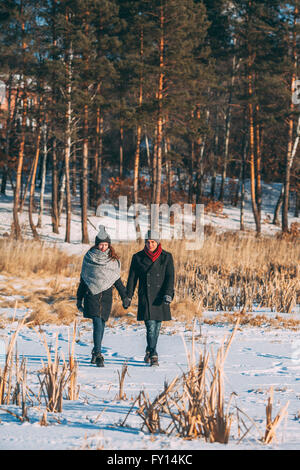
[97,242,109,252]
[146,239,158,252]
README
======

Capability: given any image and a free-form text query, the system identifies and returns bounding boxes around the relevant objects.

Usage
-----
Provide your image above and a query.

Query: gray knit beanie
[145,229,160,244]
[95,225,111,245]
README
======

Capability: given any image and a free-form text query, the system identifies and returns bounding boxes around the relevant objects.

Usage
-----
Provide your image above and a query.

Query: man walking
[126,230,175,366]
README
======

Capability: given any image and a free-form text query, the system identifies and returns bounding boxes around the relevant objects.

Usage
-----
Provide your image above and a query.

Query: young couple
[76,225,175,368]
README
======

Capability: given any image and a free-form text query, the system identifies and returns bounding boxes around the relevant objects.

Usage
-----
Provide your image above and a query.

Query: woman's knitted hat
[95,225,111,245]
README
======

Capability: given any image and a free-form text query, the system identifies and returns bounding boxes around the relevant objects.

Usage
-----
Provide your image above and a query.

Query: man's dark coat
[126,248,175,321]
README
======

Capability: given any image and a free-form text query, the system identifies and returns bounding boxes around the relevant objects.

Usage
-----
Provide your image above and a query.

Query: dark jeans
[92,317,105,355]
[144,320,162,357]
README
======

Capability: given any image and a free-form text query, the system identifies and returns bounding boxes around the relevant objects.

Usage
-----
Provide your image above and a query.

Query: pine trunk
[29,126,41,240]
[153,3,164,227]
[255,105,262,222]
[37,124,47,228]
[248,65,261,234]
[12,93,27,239]
[81,104,89,244]
[219,53,237,202]
[64,42,73,243]
[282,5,298,233]
[119,126,124,179]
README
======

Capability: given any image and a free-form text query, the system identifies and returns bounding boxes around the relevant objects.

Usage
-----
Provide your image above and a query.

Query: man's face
[97,242,109,252]
[146,239,158,252]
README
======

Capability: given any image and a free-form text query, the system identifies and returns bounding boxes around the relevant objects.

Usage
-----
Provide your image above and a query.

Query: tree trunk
[273,186,284,225]
[1,75,14,196]
[19,157,34,214]
[165,138,172,206]
[95,108,103,210]
[133,26,144,240]
[295,190,300,218]
[282,5,298,233]
[64,41,73,243]
[255,105,262,222]
[12,92,27,239]
[81,104,89,244]
[153,3,164,230]
[29,126,41,240]
[11,7,27,240]
[37,124,48,228]
[188,140,194,203]
[210,111,219,200]
[119,125,124,179]
[219,52,237,202]
[248,52,261,234]
[151,127,157,204]
[51,139,59,233]
[240,137,247,231]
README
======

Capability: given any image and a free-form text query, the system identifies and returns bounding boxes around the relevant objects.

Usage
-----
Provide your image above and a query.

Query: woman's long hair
[93,243,119,261]
[109,244,119,260]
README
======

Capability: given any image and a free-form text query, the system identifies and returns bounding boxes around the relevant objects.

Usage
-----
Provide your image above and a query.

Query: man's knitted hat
[95,225,111,245]
[145,229,160,244]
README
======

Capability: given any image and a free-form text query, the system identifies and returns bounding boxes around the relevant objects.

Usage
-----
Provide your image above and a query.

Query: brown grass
[263,387,289,444]
[37,327,79,412]
[133,321,240,442]
[0,316,31,423]
[0,234,299,326]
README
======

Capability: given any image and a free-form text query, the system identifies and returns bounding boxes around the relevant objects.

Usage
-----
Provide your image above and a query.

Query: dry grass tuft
[117,361,129,400]
[0,316,32,422]
[263,387,289,444]
[134,320,240,443]
[37,326,79,412]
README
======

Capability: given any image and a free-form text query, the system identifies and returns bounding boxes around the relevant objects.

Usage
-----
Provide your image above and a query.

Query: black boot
[95,353,104,368]
[150,354,159,367]
[91,352,97,365]
[144,350,151,364]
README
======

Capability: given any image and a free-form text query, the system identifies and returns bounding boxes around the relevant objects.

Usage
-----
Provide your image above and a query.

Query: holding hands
[122,297,131,309]
[163,295,172,304]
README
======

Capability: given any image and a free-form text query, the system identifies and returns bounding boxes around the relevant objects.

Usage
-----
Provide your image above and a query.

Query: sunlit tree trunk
[282,4,298,233]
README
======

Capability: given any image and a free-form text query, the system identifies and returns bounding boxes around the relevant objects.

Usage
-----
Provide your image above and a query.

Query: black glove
[122,297,131,309]
[77,301,83,313]
[163,295,172,304]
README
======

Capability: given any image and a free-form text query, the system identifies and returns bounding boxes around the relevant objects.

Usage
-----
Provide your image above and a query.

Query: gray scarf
[80,247,121,295]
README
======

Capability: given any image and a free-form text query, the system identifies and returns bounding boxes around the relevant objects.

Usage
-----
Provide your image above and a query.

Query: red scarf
[144,243,162,262]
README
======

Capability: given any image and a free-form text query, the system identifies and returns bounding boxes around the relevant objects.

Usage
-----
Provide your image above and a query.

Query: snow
[0,317,299,450]
[0,176,298,257]
[0,177,299,450]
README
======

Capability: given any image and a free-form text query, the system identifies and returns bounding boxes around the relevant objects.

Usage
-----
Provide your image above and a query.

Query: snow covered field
[0,314,299,450]
[0,178,299,451]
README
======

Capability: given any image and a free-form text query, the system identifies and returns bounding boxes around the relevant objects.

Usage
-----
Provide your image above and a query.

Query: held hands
[122,297,131,309]
[163,295,172,305]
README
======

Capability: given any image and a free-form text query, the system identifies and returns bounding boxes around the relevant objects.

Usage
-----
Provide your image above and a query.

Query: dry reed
[38,326,79,412]
[0,316,28,406]
[135,319,251,444]
[0,234,299,326]
[117,361,129,400]
[263,387,289,444]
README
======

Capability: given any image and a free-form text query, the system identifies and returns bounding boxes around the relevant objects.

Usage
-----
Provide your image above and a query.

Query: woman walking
[126,230,174,366]
[77,225,130,367]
